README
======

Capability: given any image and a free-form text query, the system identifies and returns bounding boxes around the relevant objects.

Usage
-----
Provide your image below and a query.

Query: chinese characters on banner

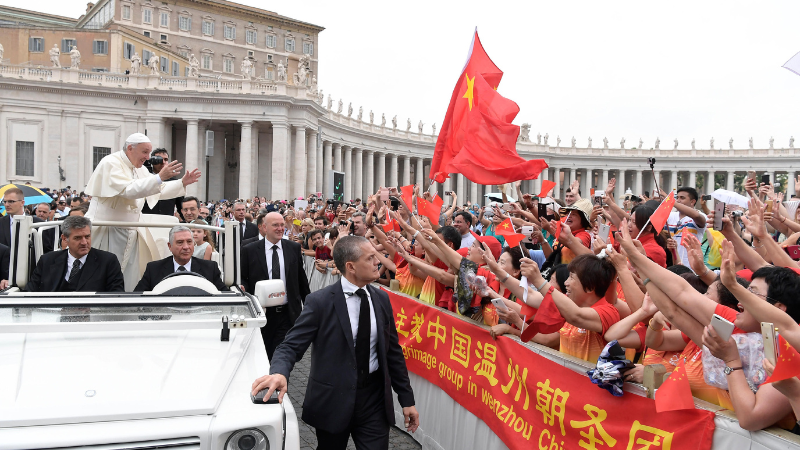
[385,288,716,450]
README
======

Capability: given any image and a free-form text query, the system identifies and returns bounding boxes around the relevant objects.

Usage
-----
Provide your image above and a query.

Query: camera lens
[237,435,256,450]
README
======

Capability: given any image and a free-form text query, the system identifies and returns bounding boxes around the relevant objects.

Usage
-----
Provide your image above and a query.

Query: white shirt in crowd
[265,239,288,305]
[340,276,378,373]
[666,210,708,267]
[459,231,476,249]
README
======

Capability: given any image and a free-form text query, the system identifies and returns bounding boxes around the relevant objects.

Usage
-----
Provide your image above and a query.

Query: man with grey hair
[26,216,124,292]
[233,201,258,243]
[252,236,418,449]
[350,211,368,237]
[84,132,202,291]
[134,225,226,291]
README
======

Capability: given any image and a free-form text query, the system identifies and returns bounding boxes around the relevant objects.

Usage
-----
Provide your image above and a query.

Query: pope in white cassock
[84,132,201,290]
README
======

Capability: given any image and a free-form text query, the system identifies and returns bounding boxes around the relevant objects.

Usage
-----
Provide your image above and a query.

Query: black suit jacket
[26,248,125,292]
[241,238,310,324]
[269,282,415,433]
[0,215,56,254]
[0,243,8,282]
[134,256,227,292]
[237,221,259,243]
[241,235,263,248]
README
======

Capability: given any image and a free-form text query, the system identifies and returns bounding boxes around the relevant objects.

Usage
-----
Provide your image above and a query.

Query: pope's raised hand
[159,160,183,181]
[182,168,202,187]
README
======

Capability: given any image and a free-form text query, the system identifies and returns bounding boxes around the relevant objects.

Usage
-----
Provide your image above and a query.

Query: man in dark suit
[242,213,268,247]
[1,188,55,254]
[134,225,226,291]
[241,212,310,359]
[0,243,9,290]
[233,201,258,243]
[27,216,124,292]
[251,236,418,450]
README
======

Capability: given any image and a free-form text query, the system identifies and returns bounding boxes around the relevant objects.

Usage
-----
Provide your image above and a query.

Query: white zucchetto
[125,132,151,144]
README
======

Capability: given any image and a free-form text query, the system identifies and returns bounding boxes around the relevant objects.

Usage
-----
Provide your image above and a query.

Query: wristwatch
[724,365,743,375]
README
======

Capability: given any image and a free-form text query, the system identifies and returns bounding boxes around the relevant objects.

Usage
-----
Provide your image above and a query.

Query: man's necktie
[355,288,371,386]
[69,259,82,285]
[271,245,280,280]
[177,265,187,272]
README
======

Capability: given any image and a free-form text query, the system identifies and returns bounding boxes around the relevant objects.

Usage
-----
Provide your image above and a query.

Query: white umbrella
[484,192,516,203]
[711,189,750,209]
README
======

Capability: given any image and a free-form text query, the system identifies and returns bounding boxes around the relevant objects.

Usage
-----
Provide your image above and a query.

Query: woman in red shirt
[628,204,668,267]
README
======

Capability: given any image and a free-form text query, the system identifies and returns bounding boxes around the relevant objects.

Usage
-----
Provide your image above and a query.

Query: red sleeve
[681,332,690,343]
[715,304,746,334]
[633,322,648,352]
[592,299,621,334]
[576,230,592,248]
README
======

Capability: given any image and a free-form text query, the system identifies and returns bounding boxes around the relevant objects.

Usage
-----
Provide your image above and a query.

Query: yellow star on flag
[501,222,510,229]
[462,73,475,111]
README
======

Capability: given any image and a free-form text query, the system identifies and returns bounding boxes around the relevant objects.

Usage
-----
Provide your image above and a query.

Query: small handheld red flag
[649,191,675,233]
[537,180,556,198]
[494,217,525,247]
[521,286,565,342]
[417,195,444,226]
[655,359,695,412]
[399,185,414,209]
[764,335,800,384]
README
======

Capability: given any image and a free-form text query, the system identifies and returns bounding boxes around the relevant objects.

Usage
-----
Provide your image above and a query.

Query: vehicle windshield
[0,301,254,324]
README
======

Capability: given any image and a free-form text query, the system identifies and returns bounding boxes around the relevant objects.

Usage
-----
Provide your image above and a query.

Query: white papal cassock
[84,150,185,291]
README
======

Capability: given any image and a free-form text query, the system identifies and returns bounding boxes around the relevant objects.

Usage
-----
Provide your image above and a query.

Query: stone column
[688,170,697,189]
[615,170,625,205]
[670,171,678,193]
[271,122,289,200]
[238,121,253,200]
[402,156,411,186]
[333,143,342,172]
[389,154,398,187]
[601,169,609,193]
[442,177,452,196]
[581,168,592,197]
[322,141,332,198]
[293,126,306,198]
[376,152,386,190]
[144,117,164,151]
[184,119,199,197]
[652,170,661,194]
[457,173,466,201]
[727,171,735,192]
[552,167,561,199]
[707,170,716,194]
[306,129,318,195]
[569,168,577,193]
[767,171,776,191]
[789,171,797,198]
[415,157,424,187]
[363,150,375,197]
[343,146,353,201]
[352,148,363,200]
[634,170,643,196]
[470,181,478,205]
[316,135,324,195]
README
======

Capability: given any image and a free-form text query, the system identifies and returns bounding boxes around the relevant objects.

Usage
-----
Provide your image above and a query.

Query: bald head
[264,212,285,244]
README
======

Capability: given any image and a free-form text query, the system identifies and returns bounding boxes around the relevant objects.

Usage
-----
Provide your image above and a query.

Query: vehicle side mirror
[254,280,286,308]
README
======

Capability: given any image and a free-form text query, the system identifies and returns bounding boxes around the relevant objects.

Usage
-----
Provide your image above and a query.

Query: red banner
[385,288,716,450]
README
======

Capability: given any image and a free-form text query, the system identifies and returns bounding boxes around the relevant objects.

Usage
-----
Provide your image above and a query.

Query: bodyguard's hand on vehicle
[251,373,288,403]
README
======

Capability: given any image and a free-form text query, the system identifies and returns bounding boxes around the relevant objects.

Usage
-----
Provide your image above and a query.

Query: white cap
[125,132,151,144]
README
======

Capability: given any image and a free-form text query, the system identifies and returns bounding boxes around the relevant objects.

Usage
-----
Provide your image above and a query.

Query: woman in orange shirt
[520,253,621,363]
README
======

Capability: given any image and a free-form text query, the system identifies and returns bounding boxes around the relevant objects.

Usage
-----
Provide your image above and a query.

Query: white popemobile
[0,216,299,450]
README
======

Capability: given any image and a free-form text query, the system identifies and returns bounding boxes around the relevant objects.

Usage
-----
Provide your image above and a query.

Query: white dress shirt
[459,231,476,249]
[341,277,378,373]
[265,239,287,305]
[173,258,192,273]
[65,252,89,281]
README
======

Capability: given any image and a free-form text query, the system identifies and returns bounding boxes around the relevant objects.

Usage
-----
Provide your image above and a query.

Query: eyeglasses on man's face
[2,199,20,204]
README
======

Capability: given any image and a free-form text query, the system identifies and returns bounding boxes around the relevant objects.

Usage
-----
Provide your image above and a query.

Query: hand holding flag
[655,359,695,412]
[764,335,800,384]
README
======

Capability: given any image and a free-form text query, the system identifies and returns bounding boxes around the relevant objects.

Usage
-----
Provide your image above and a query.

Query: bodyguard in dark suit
[1,188,55,254]
[134,225,226,291]
[241,213,268,248]
[233,202,259,243]
[251,236,419,450]
[0,243,9,289]
[241,212,310,360]
[27,216,124,292]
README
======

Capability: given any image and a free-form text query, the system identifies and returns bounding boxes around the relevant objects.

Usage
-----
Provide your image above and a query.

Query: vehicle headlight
[225,429,269,450]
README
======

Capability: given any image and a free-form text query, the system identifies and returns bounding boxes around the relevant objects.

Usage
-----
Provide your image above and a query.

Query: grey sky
[8,0,800,149]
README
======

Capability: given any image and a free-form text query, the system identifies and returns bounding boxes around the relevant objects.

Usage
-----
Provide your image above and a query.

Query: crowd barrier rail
[382,285,800,450]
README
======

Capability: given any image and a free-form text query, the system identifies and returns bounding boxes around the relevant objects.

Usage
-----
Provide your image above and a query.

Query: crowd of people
[6,152,800,434]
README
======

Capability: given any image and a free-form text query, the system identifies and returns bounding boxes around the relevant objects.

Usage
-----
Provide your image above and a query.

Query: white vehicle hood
[0,327,256,427]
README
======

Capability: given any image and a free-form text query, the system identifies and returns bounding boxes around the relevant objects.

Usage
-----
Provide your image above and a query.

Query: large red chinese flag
[537,180,557,198]
[521,286,566,342]
[655,359,695,412]
[648,191,675,234]
[430,31,547,185]
[764,335,800,384]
